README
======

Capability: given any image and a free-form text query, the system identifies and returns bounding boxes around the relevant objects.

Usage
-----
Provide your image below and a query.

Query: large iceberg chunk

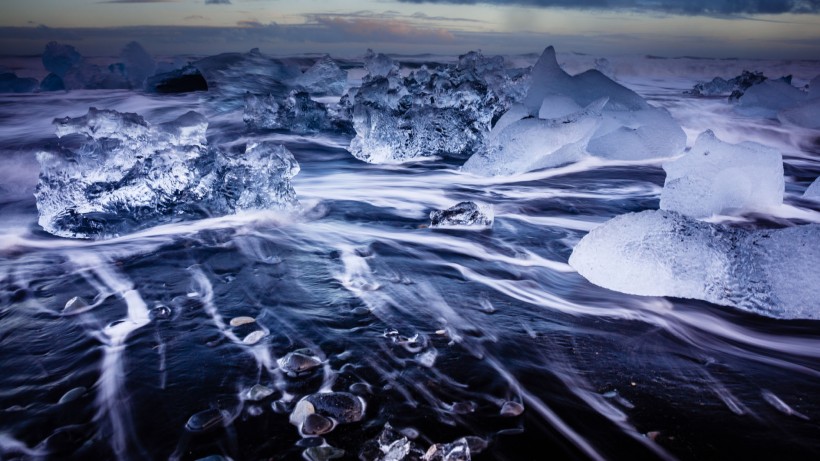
[660,130,784,218]
[347,50,522,163]
[776,74,820,129]
[734,79,807,118]
[569,210,820,320]
[463,46,684,175]
[462,99,604,176]
[0,73,37,93]
[145,65,208,93]
[120,41,156,89]
[804,177,820,200]
[35,108,299,239]
[294,55,347,96]
[686,70,767,98]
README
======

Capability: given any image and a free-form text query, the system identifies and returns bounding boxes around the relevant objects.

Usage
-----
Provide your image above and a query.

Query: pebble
[499,401,524,417]
[185,408,229,432]
[304,392,366,424]
[242,330,265,345]
[302,413,334,436]
[58,387,86,404]
[230,316,255,327]
[296,437,325,448]
[278,351,322,376]
[451,401,477,415]
[150,305,172,320]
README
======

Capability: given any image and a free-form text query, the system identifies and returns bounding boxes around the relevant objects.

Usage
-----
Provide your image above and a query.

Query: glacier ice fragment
[430,201,493,228]
[35,108,299,239]
[660,130,784,218]
[569,210,820,320]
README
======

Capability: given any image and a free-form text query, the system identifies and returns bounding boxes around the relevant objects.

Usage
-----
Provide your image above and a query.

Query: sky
[1,0,819,59]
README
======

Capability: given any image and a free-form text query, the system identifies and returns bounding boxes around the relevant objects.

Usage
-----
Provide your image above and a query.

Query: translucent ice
[660,130,784,218]
[363,49,400,78]
[120,41,156,89]
[244,91,350,133]
[462,99,604,176]
[511,46,685,162]
[42,42,83,77]
[295,55,347,96]
[430,201,493,228]
[36,108,299,239]
[687,70,767,98]
[569,210,820,320]
[776,75,820,129]
[347,50,519,163]
[804,177,820,200]
[734,80,807,118]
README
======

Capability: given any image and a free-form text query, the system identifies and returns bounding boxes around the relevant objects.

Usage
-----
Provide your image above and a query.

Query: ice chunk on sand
[778,99,820,129]
[804,177,820,200]
[686,70,767,98]
[569,210,820,320]
[660,130,784,218]
[515,46,685,161]
[120,41,156,89]
[295,55,347,96]
[363,49,399,78]
[462,99,604,176]
[36,108,299,239]
[734,80,807,118]
[430,202,493,228]
[348,50,516,163]
[244,91,351,134]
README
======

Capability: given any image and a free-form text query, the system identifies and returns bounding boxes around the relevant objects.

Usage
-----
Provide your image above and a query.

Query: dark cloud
[396,0,820,15]
[205,0,231,4]
[99,0,177,3]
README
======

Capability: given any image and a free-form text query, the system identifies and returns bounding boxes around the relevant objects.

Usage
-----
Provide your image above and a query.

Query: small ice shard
[229,316,255,327]
[243,384,274,401]
[185,409,231,432]
[363,49,400,78]
[58,387,86,404]
[35,107,300,238]
[804,177,820,200]
[146,65,208,93]
[462,99,604,176]
[568,210,820,320]
[63,296,89,314]
[278,350,322,376]
[0,73,38,93]
[423,439,471,461]
[242,330,265,345]
[430,201,494,228]
[499,401,524,417]
[660,130,784,218]
[295,55,347,96]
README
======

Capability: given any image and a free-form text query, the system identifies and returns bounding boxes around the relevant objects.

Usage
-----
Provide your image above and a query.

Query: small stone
[58,387,86,404]
[303,445,344,461]
[451,401,477,415]
[302,413,334,436]
[289,400,316,425]
[272,400,294,414]
[278,351,322,375]
[242,330,265,345]
[243,384,274,401]
[348,383,371,395]
[304,392,366,424]
[230,316,256,327]
[296,437,325,448]
[185,408,229,432]
[499,401,524,417]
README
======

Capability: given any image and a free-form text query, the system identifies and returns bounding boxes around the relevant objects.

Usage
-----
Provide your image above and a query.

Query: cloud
[396,0,820,15]
[99,0,177,3]
[310,16,455,41]
[205,0,231,4]
[184,15,208,20]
